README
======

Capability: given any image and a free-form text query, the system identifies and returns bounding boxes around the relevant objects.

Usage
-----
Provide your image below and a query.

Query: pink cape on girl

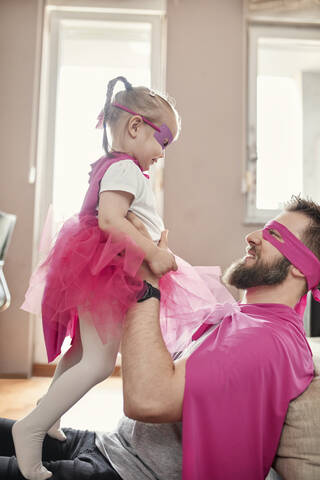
[21,154,230,362]
[182,301,314,480]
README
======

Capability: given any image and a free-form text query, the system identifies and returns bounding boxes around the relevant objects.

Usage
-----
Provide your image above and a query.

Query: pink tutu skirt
[22,214,233,362]
[160,258,234,355]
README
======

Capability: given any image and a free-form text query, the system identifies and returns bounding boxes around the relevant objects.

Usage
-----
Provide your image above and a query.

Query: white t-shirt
[99,159,164,243]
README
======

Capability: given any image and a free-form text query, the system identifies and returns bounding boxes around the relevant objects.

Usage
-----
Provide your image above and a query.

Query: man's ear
[128,115,143,138]
[291,265,305,280]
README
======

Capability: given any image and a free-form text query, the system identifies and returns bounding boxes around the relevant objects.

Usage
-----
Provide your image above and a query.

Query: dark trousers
[0,418,123,480]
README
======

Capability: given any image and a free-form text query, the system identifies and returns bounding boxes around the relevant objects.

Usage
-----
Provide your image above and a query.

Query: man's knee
[44,458,94,480]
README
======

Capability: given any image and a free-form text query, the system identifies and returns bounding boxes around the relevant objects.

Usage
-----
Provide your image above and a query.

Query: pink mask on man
[263,220,320,316]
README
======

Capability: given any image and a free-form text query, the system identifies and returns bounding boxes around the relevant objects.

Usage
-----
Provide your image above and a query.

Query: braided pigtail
[102,76,133,155]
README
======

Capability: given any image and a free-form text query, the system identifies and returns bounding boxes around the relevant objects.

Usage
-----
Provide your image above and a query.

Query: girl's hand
[126,213,177,276]
[149,231,178,277]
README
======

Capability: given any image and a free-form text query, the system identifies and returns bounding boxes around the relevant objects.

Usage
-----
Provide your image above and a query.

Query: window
[36,4,166,231]
[53,18,153,220]
[246,24,320,223]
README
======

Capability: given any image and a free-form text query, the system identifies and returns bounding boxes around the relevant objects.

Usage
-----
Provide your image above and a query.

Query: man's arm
[121,232,186,423]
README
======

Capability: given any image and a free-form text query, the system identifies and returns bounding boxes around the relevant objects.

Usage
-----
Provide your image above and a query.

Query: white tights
[12,311,122,480]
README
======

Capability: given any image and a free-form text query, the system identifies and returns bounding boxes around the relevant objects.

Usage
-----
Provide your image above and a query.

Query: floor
[0,376,124,433]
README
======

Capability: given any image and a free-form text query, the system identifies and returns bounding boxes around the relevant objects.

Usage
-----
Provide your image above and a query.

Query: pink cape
[182,302,314,480]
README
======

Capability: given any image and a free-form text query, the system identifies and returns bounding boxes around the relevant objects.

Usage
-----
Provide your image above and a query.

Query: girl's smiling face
[125,109,178,172]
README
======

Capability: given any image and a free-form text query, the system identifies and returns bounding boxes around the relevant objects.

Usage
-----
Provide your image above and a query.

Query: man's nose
[245,229,262,245]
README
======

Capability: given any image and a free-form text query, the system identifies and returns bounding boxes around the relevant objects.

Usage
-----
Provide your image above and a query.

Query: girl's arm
[98,190,177,275]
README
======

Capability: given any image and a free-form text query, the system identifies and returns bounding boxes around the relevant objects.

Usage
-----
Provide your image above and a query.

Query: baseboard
[32,363,122,377]
[32,364,56,377]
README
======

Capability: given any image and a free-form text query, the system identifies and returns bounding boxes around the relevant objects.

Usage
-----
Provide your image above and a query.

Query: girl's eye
[163,139,169,147]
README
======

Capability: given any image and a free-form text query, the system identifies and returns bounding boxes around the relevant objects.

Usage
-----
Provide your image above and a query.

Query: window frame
[245,22,320,224]
[37,7,166,228]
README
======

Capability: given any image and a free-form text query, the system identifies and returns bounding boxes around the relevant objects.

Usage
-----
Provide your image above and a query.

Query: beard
[222,254,291,290]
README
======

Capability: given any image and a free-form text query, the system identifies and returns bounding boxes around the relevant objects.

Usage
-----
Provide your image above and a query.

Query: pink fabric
[112,103,161,133]
[96,110,104,129]
[160,259,234,355]
[80,153,148,217]
[183,302,314,480]
[21,153,224,362]
[110,103,173,149]
[263,220,320,290]
[24,214,145,363]
[22,153,147,362]
[263,220,320,316]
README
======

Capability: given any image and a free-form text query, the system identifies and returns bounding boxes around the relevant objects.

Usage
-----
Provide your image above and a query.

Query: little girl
[14,76,224,480]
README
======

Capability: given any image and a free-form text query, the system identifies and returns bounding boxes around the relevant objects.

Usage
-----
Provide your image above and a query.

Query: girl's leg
[40,323,83,441]
[12,312,122,480]
[0,419,121,480]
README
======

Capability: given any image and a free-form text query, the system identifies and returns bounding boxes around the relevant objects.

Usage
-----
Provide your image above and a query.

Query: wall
[0,0,41,376]
[165,0,252,273]
[0,0,253,375]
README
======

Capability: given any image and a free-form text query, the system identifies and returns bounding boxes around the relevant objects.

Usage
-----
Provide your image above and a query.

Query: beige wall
[0,0,40,376]
[165,0,253,273]
[0,0,255,376]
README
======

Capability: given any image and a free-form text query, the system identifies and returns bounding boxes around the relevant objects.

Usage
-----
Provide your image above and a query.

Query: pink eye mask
[96,103,173,149]
[263,220,320,316]
[111,102,173,149]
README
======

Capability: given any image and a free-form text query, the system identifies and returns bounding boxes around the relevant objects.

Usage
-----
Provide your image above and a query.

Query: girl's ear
[128,115,143,138]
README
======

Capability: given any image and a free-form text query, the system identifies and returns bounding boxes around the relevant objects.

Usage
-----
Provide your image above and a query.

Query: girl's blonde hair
[102,76,180,155]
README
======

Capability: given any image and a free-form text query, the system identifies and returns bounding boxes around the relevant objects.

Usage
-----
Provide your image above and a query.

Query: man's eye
[270,229,281,239]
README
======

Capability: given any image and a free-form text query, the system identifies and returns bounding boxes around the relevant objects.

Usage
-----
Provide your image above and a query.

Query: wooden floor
[0,376,124,433]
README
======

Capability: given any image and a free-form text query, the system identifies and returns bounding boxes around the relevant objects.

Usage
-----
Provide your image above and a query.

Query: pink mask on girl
[111,102,173,149]
[263,220,320,316]
[96,104,173,149]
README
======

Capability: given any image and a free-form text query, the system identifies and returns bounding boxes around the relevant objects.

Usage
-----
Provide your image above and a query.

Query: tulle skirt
[21,214,232,362]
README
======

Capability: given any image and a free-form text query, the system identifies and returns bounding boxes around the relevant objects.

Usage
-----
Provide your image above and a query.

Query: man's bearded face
[223,248,291,290]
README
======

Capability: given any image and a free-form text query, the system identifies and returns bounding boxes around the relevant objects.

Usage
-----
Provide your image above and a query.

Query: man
[1,196,319,480]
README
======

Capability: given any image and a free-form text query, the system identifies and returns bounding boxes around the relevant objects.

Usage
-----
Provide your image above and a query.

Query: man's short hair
[285,195,320,263]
